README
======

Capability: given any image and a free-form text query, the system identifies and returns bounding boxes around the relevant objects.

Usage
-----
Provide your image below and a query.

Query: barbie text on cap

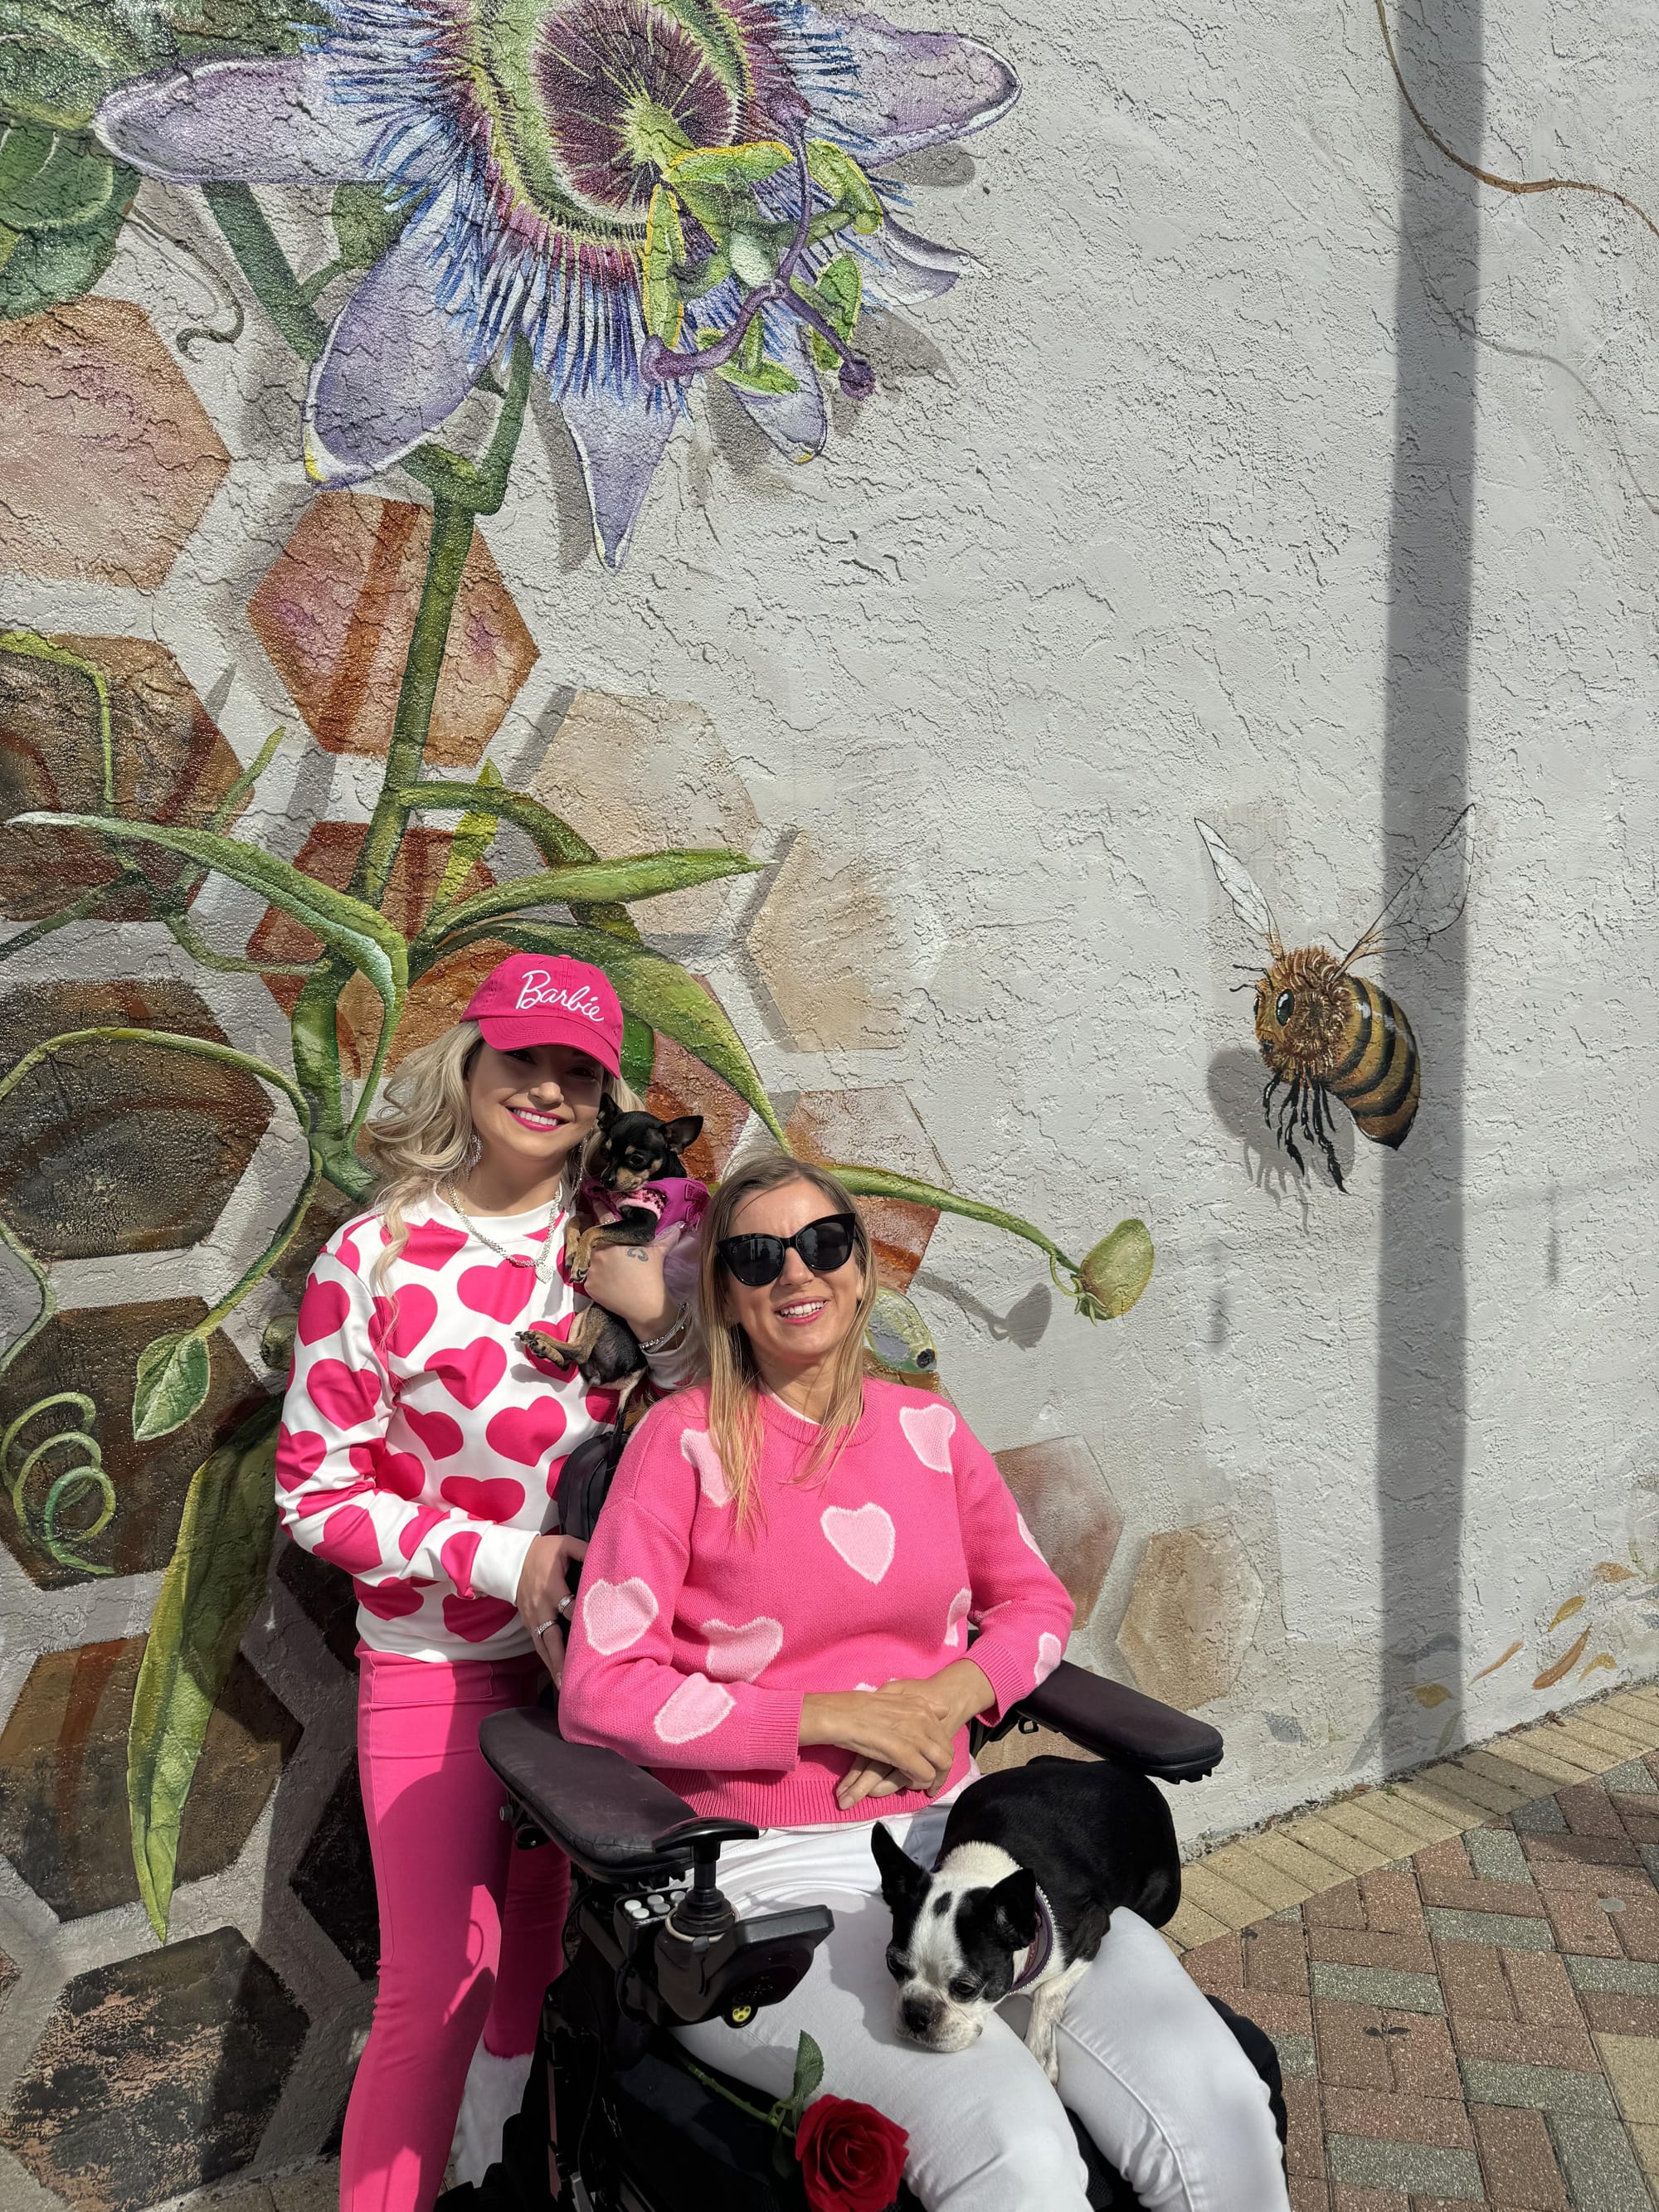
[462,953,624,1076]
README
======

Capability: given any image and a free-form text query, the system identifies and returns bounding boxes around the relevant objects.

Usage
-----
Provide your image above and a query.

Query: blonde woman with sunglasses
[560,1150,1290,2212]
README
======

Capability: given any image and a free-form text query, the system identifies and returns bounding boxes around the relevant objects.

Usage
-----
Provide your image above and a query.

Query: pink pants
[341,1650,571,2212]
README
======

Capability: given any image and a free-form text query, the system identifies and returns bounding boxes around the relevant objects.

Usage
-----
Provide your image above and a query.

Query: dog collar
[1007,1886,1058,1995]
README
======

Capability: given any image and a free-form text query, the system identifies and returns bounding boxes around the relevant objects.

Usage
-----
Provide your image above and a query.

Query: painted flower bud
[1076,1219,1155,1319]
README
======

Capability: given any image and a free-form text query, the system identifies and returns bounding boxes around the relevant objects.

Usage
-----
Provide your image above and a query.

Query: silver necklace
[444,1190,560,1284]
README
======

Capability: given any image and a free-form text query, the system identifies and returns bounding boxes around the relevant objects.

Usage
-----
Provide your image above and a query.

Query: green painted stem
[349,493,477,916]
[825,1161,1082,1280]
[197,1151,324,1334]
[204,184,328,360]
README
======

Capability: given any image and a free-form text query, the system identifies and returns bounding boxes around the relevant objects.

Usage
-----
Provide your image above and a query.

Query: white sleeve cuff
[470,1524,538,1605]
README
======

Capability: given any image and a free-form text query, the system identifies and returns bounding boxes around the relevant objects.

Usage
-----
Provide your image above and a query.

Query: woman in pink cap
[276,953,699,2212]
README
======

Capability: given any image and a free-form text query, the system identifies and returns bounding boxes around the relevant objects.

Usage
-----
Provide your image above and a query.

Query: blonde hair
[362,1019,640,1291]
[698,1149,878,1528]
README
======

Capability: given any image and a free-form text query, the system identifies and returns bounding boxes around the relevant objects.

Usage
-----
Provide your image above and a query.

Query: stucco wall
[1,0,1656,2204]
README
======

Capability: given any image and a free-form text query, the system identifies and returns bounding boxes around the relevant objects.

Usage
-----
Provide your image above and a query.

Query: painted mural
[2,0,1657,2206]
[1197,809,1474,1189]
[0,4,1166,2204]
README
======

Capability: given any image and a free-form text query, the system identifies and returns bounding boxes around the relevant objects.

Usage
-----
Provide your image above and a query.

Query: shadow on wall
[1205,1047,1355,1208]
[1377,0,1481,1771]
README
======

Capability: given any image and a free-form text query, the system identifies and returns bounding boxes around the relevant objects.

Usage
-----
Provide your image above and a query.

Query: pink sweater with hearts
[557,1382,1076,1828]
[275,1198,694,1663]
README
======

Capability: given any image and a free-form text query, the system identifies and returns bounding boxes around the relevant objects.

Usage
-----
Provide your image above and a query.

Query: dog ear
[661,1115,703,1155]
[597,1093,619,1130]
[870,1821,930,1909]
[986,1866,1039,1949]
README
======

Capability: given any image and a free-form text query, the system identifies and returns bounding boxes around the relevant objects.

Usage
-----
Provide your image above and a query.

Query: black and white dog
[873,1757,1180,2081]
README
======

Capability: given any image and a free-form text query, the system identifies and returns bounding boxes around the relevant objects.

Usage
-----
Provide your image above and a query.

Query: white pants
[672,1805,1290,2212]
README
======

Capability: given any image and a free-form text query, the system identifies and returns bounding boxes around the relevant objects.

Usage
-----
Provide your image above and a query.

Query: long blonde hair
[361,1020,640,1291]
[698,1150,878,1528]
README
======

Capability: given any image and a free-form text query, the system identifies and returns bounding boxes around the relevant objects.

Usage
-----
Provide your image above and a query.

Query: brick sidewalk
[1173,1684,1659,2211]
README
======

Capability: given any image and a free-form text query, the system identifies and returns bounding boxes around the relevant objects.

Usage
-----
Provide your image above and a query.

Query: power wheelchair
[450,1662,1287,2212]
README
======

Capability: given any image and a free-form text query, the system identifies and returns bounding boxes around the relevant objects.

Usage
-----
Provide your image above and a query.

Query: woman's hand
[514,1532,588,1683]
[581,1238,677,1340]
[831,1662,998,1811]
[800,1686,956,1805]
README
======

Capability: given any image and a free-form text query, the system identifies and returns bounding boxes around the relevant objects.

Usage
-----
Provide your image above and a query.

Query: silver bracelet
[639,1307,689,1355]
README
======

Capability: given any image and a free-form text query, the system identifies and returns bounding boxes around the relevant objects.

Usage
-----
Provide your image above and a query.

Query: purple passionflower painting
[96,1,1019,565]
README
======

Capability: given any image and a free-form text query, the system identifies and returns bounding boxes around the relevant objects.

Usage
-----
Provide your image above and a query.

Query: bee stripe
[1333,980,1420,1146]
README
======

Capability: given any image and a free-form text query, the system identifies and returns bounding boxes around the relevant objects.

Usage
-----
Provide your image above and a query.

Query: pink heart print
[703,1616,784,1681]
[581,1577,659,1654]
[430,1335,508,1411]
[354,1577,428,1621]
[402,1220,469,1271]
[397,1503,449,1561]
[485,1398,567,1468]
[1016,1511,1046,1561]
[275,1425,325,1492]
[402,1404,465,1461]
[458,1261,536,1325]
[381,1283,438,1359]
[898,1402,956,1472]
[944,1588,973,1650]
[820,1503,896,1585]
[444,1593,519,1642]
[680,1429,729,1506]
[306,1359,381,1432]
[654,1674,736,1743]
[440,1475,528,1522]
[314,1505,383,1574]
[298,1278,350,1346]
[1036,1632,1064,1685]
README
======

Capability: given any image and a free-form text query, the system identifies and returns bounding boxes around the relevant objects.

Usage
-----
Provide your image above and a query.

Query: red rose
[795,2094,909,2212]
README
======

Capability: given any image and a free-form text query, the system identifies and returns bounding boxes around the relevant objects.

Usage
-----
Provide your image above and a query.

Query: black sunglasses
[716,1212,860,1289]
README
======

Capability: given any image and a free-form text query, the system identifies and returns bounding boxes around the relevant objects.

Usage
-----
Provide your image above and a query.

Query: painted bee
[1196,806,1475,1188]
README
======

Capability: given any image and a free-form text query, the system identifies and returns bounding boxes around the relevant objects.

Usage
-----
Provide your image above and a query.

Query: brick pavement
[1174,1684,1659,2211]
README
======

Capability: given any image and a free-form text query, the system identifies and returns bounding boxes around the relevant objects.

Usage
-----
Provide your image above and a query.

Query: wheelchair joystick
[664,1838,735,1942]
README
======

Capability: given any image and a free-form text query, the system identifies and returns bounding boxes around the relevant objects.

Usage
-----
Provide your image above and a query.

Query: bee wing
[1195,819,1279,951]
[1341,803,1476,968]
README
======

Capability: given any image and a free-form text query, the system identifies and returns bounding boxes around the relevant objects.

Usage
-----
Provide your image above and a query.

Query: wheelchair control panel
[499,1783,834,2033]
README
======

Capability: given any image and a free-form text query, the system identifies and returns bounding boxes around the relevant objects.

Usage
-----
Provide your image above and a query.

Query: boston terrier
[872,1756,1181,2081]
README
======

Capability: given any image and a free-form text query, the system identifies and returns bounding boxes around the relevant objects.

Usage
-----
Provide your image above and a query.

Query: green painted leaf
[805,140,883,234]
[671,140,791,191]
[0,168,132,318]
[457,916,784,1142]
[128,1396,280,1940]
[426,759,501,920]
[727,221,776,289]
[0,27,125,126]
[133,1330,211,1443]
[669,177,733,243]
[331,180,409,267]
[426,848,762,946]
[642,183,685,343]
[679,247,732,300]
[620,1011,656,1093]
[1076,1219,1155,1319]
[0,122,114,230]
[11,814,408,1014]
[717,357,802,395]
[795,253,860,370]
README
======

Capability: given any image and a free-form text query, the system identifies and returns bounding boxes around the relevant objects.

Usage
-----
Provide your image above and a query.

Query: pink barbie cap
[463,954,623,1075]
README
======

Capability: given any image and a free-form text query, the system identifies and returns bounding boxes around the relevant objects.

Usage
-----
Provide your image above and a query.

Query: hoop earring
[460,1133,482,1172]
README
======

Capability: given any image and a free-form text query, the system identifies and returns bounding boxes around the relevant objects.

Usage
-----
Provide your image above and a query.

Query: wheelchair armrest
[479,1703,757,1881]
[996,1660,1224,1782]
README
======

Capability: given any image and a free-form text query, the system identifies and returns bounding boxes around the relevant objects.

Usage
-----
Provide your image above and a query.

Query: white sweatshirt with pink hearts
[275,1198,696,1662]
[557,1383,1076,1828]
